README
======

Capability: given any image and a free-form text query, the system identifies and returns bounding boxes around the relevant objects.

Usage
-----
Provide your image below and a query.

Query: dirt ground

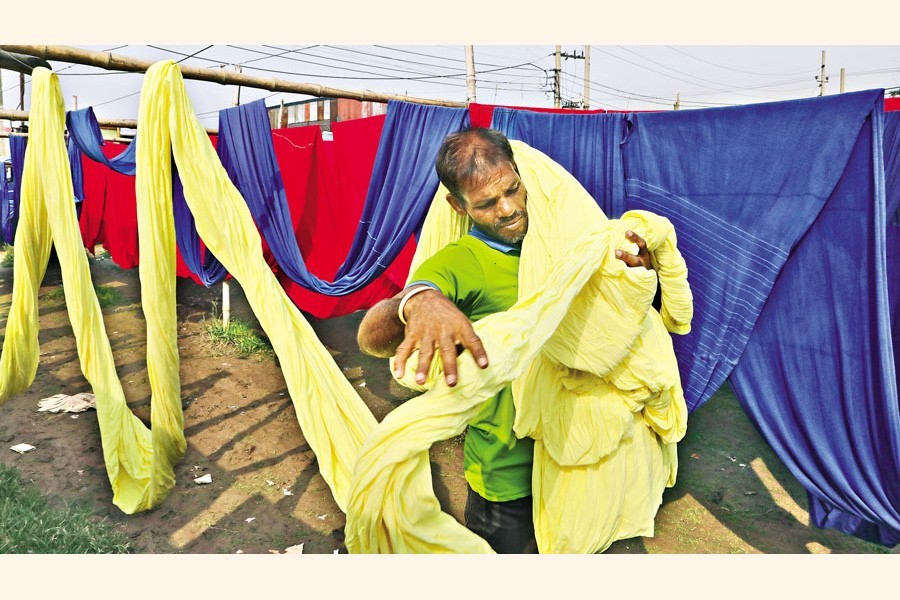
[0,248,893,554]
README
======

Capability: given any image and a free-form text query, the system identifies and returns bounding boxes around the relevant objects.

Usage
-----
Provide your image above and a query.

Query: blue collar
[468,226,522,254]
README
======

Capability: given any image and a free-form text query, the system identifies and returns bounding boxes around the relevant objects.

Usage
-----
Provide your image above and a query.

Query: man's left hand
[615,230,653,270]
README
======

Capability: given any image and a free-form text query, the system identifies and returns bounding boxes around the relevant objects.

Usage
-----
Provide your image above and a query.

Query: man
[357,128,653,553]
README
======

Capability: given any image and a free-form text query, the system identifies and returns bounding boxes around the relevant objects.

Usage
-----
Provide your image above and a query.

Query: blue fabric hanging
[66,107,225,286]
[491,108,628,217]
[885,112,900,379]
[66,107,136,175]
[1,135,26,244]
[623,91,880,411]
[216,99,470,295]
[622,90,899,546]
[67,135,85,202]
[729,103,900,546]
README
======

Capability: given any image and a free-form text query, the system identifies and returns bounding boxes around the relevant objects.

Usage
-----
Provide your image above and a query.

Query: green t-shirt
[409,234,534,502]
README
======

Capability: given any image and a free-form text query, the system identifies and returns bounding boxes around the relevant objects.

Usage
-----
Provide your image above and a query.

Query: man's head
[435,128,528,245]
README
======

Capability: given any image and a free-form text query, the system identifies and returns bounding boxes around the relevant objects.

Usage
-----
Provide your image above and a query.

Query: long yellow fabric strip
[0,68,186,513]
[1,63,692,553]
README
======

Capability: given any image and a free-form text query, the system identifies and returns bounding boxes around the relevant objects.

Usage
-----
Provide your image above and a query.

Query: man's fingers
[393,340,413,379]
[459,329,489,369]
[438,342,459,387]
[415,336,435,384]
[626,229,648,252]
[615,249,642,267]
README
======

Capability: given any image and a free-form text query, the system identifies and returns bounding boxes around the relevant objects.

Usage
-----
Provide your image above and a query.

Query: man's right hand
[394,288,489,387]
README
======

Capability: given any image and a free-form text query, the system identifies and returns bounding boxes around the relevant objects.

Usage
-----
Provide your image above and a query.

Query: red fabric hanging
[469,102,608,128]
[77,137,216,283]
[274,115,416,319]
[886,97,900,112]
[78,150,108,250]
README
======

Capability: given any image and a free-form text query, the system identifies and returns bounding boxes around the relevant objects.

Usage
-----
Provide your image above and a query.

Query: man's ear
[445,193,468,217]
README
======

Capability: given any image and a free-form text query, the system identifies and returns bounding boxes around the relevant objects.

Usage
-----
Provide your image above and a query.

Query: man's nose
[497,195,517,218]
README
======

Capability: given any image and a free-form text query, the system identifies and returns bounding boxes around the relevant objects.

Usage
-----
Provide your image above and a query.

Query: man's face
[450,160,529,245]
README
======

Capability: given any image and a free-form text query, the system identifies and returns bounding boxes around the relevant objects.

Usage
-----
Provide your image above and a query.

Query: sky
[2,44,900,135]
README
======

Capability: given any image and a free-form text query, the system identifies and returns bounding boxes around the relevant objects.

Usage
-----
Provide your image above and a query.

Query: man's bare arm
[356,293,407,358]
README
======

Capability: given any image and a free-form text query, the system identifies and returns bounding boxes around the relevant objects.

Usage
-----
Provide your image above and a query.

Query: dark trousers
[464,486,538,554]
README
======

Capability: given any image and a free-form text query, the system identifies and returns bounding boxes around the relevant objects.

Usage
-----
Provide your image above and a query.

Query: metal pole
[583,45,590,109]
[465,45,476,104]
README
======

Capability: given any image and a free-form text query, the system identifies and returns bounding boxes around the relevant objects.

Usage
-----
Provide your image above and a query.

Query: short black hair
[434,128,515,203]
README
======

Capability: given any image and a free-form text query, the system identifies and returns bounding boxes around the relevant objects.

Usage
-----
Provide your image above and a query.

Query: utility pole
[19,72,24,110]
[816,50,828,96]
[840,67,845,93]
[554,45,561,108]
[558,47,587,108]
[584,45,591,109]
[465,45,477,103]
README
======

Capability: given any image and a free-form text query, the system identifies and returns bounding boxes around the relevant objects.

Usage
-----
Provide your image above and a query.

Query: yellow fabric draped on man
[0,62,691,553]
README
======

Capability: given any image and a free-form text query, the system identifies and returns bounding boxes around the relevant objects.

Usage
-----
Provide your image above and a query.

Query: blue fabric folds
[66,107,224,286]
[491,108,627,217]
[67,136,85,202]
[622,90,900,546]
[216,99,469,295]
[1,135,26,244]
[66,107,137,175]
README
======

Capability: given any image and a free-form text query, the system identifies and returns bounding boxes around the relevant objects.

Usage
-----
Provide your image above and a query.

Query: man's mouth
[499,214,524,229]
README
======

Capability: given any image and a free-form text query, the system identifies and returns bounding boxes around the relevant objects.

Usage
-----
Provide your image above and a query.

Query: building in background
[266,97,387,137]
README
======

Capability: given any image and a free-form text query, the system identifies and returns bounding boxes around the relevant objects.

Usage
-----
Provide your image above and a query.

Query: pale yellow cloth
[1,63,691,554]
[383,141,693,553]
[0,68,185,513]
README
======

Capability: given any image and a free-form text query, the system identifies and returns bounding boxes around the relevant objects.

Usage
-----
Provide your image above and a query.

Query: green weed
[45,284,125,308]
[204,304,272,358]
[0,245,12,268]
[0,464,130,553]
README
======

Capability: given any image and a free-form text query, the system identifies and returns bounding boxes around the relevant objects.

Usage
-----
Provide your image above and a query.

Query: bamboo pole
[0,44,466,108]
[0,108,218,135]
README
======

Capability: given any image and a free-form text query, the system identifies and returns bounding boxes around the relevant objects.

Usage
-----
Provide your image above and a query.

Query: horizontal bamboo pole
[0,108,218,135]
[0,44,467,108]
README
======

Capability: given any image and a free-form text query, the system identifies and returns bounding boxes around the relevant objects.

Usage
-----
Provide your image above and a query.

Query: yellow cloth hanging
[2,62,691,554]
[0,68,186,513]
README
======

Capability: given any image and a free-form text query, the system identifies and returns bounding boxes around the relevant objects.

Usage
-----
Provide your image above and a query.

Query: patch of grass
[204,306,272,358]
[0,245,12,268]
[45,284,125,308]
[0,464,130,553]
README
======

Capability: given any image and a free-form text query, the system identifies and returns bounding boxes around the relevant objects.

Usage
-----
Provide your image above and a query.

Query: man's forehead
[462,161,519,198]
